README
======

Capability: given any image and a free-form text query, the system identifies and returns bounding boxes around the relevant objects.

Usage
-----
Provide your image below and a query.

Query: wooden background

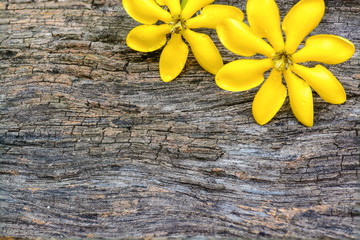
[0,0,359,238]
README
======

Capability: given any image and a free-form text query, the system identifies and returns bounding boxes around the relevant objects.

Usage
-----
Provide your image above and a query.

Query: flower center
[272,50,293,71]
[170,15,186,34]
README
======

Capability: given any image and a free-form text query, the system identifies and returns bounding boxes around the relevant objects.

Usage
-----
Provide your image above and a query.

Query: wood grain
[0,0,359,238]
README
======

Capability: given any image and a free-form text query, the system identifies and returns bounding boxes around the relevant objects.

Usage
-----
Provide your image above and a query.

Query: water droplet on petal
[162,74,173,82]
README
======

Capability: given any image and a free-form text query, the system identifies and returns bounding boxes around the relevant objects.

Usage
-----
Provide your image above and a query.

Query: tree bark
[0,0,359,238]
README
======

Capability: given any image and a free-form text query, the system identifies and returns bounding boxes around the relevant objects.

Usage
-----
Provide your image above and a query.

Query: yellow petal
[252,69,286,125]
[283,0,325,53]
[187,5,244,29]
[156,0,181,15]
[216,19,275,58]
[293,35,355,64]
[292,64,346,104]
[182,29,223,74]
[123,0,172,24]
[284,69,313,127]
[126,24,171,52]
[215,58,273,92]
[160,34,189,82]
[247,0,284,51]
[181,0,215,20]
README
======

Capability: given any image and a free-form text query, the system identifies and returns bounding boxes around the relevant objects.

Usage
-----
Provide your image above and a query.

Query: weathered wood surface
[0,0,359,238]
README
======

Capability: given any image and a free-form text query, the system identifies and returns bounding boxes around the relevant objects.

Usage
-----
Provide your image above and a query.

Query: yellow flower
[123,0,244,82]
[215,0,355,127]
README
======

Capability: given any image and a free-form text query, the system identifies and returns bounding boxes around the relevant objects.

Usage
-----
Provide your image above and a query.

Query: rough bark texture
[0,0,359,238]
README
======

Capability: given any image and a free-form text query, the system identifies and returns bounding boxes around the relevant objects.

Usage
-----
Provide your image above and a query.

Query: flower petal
[215,58,273,92]
[126,24,171,52]
[187,5,244,29]
[282,0,325,53]
[182,0,215,20]
[292,64,346,104]
[159,34,189,82]
[293,35,355,64]
[247,0,284,51]
[182,29,223,74]
[216,19,275,58]
[284,69,313,127]
[156,0,181,16]
[123,0,172,24]
[252,69,286,125]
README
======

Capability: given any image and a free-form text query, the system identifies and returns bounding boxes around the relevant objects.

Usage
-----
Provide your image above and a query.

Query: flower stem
[181,0,188,9]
